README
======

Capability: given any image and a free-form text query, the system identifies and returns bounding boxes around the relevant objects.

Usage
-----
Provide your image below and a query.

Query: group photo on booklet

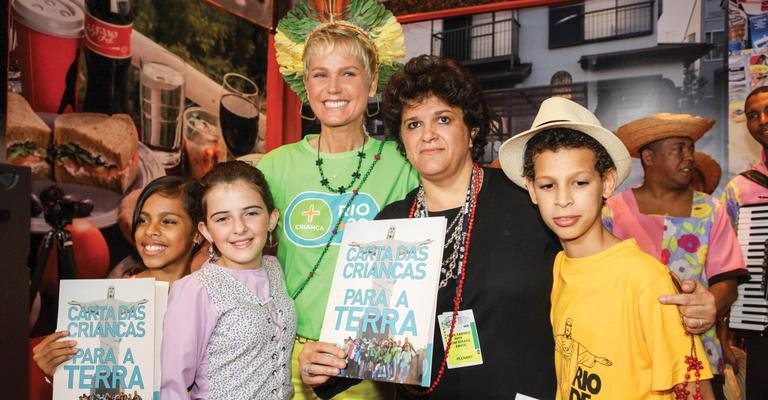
[4,0,767,399]
[318,217,446,387]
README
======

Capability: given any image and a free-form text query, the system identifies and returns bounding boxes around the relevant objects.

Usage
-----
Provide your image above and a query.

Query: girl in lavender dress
[160,161,296,399]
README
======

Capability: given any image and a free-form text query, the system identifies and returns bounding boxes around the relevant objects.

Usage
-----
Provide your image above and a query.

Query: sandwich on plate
[53,113,139,193]
[6,93,53,180]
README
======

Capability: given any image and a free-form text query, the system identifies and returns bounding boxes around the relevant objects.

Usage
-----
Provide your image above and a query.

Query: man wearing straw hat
[603,113,749,399]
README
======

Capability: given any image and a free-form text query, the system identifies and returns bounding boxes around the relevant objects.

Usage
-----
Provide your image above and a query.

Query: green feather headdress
[275,0,405,103]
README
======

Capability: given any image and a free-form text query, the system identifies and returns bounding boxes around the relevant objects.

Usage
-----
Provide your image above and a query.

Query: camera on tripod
[43,198,76,230]
[29,197,79,305]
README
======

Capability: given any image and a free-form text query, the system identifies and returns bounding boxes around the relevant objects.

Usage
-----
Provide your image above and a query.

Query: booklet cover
[152,281,169,400]
[53,278,166,400]
[319,217,446,387]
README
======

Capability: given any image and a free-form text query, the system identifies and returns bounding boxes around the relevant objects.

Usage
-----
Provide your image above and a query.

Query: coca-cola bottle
[82,0,133,114]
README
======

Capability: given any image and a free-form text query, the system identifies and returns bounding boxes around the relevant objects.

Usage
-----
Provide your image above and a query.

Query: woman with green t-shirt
[257,2,418,399]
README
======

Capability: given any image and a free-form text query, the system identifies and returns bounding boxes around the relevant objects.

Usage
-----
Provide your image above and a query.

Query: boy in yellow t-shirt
[498,97,713,399]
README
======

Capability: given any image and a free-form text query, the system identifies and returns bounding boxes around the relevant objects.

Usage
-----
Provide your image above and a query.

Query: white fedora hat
[498,96,631,188]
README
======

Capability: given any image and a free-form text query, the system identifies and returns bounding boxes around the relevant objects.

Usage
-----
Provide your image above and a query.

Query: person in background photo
[500,96,713,399]
[31,176,204,397]
[160,161,296,399]
[721,85,768,399]
[723,85,768,222]
[260,1,418,398]
[687,150,744,400]
[604,113,750,400]
[691,151,736,400]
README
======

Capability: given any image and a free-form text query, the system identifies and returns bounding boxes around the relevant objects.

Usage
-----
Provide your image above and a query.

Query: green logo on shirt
[289,199,332,241]
[283,191,380,247]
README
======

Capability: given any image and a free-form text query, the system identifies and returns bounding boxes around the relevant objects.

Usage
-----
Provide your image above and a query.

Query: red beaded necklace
[673,344,704,400]
[405,163,482,396]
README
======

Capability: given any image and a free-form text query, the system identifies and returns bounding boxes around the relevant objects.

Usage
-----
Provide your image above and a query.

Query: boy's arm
[641,275,714,392]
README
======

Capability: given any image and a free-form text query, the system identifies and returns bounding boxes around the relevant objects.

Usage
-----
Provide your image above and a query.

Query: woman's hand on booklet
[32,330,78,379]
[658,279,716,335]
[298,341,347,387]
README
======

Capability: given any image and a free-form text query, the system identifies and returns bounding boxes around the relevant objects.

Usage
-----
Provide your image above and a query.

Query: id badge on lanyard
[437,309,483,369]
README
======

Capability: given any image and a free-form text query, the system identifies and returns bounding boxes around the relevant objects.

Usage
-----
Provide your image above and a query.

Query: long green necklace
[315,134,367,194]
[290,139,385,300]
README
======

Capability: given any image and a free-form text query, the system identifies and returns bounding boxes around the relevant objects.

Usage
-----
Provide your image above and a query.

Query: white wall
[516,5,683,89]
[583,0,654,41]
[660,0,697,42]
[687,0,702,42]
[400,2,693,93]
[402,20,441,62]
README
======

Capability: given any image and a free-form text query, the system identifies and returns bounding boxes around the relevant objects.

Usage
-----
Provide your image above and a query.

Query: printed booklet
[53,278,169,400]
[319,217,446,387]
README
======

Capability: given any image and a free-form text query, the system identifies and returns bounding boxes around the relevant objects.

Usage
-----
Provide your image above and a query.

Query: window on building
[471,13,494,60]
[471,11,514,60]
[549,1,653,48]
[704,30,725,61]
[703,0,723,20]
[438,11,518,61]
[549,4,584,48]
[584,0,653,41]
[441,16,471,61]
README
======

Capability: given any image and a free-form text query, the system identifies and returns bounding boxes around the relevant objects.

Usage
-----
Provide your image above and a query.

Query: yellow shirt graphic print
[555,318,612,399]
[550,240,713,399]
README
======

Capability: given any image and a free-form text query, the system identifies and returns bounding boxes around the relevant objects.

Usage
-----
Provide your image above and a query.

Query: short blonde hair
[302,22,379,86]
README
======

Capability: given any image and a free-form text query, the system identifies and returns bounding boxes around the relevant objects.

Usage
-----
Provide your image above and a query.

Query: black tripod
[29,200,78,306]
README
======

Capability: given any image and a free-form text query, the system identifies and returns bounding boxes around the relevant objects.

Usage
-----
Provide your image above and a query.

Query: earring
[207,242,216,259]
[267,230,274,247]
[301,104,317,121]
[366,98,380,117]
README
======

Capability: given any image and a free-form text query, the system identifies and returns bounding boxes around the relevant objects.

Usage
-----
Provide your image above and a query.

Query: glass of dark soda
[219,73,260,158]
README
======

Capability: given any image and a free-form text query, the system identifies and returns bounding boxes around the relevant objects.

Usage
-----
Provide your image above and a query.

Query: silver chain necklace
[414,167,480,287]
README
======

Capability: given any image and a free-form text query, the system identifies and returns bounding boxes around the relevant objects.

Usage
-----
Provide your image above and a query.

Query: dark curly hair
[199,160,276,219]
[382,55,499,161]
[522,128,615,181]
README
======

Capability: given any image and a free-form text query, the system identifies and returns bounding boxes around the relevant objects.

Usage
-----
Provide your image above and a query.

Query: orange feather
[307,0,348,22]
[333,0,347,19]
